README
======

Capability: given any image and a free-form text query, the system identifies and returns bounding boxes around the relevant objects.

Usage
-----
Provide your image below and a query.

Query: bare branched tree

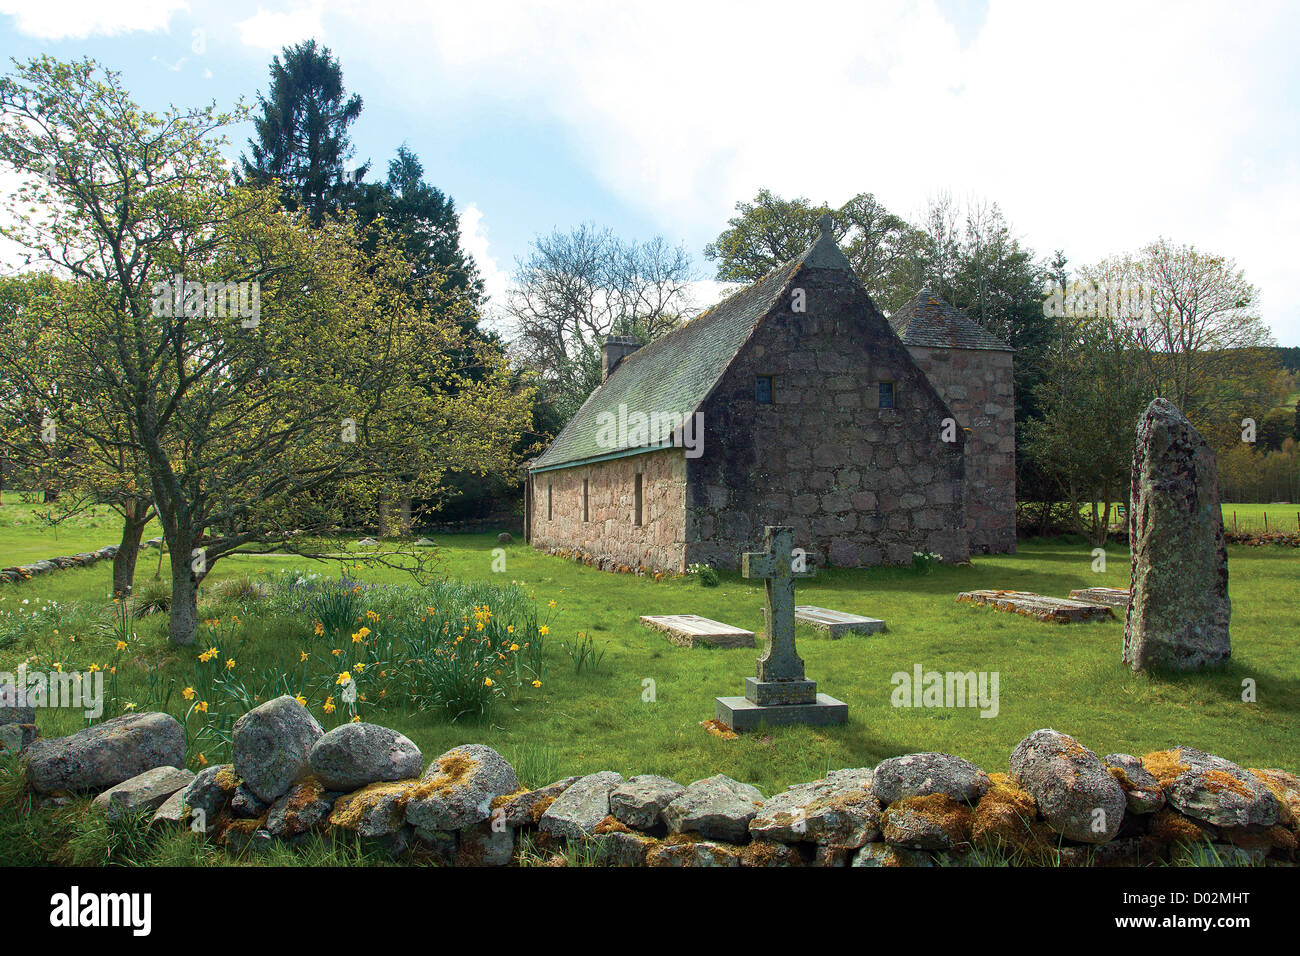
[505,225,697,418]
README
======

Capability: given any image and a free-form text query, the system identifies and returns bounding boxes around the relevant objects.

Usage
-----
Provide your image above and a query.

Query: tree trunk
[168,549,201,646]
[112,513,148,597]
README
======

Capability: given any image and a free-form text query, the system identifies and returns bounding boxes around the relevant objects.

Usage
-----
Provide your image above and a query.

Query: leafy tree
[1023,311,1151,544]
[704,188,915,310]
[1121,239,1276,427]
[0,275,157,593]
[0,56,533,644]
[238,40,365,225]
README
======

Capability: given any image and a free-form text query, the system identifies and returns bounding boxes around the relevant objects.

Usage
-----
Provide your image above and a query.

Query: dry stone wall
[10,696,1295,868]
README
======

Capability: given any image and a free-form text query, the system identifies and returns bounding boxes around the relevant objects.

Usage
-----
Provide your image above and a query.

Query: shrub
[686,563,719,587]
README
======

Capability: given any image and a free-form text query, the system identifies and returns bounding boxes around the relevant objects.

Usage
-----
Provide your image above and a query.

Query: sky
[1,0,1297,345]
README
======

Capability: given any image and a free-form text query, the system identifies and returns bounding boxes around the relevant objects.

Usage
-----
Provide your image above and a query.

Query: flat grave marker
[957,589,1115,623]
[1068,587,1130,610]
[640,614,755,649]
[795,605,886,637]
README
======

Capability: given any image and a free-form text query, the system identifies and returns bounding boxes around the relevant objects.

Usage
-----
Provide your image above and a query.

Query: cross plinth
[715,526,848,731]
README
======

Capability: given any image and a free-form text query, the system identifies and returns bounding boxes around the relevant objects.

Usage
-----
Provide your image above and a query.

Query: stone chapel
[524,218,1015,572]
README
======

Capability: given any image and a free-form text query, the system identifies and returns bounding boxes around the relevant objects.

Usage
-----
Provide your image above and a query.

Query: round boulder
[232,695,324,803]
[24,712,185,795]
[872,752,990,804]
[309,722,424,791]
[1010,729,1126,844]
[404,744,519,831]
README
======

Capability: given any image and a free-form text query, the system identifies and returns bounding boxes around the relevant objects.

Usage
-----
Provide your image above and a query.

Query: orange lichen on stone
[282,777,324,813]
[1141,750,1190,785]
[594,815,632,835]
[1107,765,1136,792]
[1200,769,1253,799]
[328,779,415,829]
[408,751,478,801]
[740,841,802,867]
[490,789,527,811]
[1148,808,1211,846]
[1247,769,1299,827]
[971,773,1052,860]
[529,795,556,824]
[887,793,973,843]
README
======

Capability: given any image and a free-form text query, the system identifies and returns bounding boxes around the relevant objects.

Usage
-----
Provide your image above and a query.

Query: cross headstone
[715,526,848,731]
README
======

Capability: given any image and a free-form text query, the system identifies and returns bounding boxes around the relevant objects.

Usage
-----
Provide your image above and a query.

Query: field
[3,492,1298,798]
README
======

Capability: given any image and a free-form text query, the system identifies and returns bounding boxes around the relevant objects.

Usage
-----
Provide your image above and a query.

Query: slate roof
[530,255,805,471]
[888,288,1013,352]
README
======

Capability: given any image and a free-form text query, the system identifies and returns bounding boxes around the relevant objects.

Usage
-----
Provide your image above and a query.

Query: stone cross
[716,525,846,730]
[743,526,814,684]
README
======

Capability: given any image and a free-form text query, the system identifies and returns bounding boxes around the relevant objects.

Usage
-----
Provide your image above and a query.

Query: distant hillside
[1271,345,1300,373]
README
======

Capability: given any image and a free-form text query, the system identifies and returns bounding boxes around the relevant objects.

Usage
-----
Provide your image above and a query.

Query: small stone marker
[640,615,755,649]
[795,606,885,637]
[1069,587,1130,609]
[957,590,1114,623]
[715,526,847,731]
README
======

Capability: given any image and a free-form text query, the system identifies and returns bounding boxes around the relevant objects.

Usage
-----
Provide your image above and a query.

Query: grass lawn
[3,494,1298,801]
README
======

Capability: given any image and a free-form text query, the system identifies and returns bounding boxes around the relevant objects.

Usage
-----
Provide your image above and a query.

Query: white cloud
[235,2,324,52]
[0,0,188,39]
[322,0,1300,342]
[458,202,511,321]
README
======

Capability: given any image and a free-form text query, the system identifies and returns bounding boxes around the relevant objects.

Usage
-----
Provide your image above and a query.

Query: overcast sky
[2,0,1297,344]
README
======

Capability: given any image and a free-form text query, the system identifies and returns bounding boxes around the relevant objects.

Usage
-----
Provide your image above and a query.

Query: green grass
[4,497,1298,793]
[3,492,1297,866]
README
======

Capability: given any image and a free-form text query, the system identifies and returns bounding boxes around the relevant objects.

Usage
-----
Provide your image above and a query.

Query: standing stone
[232,695,324,803]
[1123,399,1230,671]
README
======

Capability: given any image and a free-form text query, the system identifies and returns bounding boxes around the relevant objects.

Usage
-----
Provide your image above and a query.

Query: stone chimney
[601,335,641,381]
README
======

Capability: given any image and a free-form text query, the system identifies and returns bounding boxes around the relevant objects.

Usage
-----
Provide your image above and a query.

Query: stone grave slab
[640,614,755,649]
[957,590,1115,623]
[795,605,886,637]
[1068,587,1130,610]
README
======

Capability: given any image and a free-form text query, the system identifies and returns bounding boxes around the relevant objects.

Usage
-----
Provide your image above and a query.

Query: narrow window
[879,381,895,409]
[582,478,589,522]
[755,375,774,404]
[547,483,553,521]
[633,473,644,526]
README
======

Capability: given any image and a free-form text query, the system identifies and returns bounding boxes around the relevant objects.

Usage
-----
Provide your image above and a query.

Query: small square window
[755,375,774,404]
[879,382,895,409]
